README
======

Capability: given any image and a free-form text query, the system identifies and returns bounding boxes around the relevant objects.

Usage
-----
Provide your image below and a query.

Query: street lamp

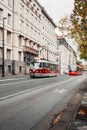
[2,17,7,77]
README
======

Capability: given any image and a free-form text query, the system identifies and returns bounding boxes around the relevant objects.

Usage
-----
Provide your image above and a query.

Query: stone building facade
[0,0,57,76]
[57,37,77,74]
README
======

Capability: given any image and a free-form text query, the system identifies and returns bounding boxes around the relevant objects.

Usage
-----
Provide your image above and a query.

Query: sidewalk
[49,81,87,130]
[31,80,87,130]
[0,74,30,80]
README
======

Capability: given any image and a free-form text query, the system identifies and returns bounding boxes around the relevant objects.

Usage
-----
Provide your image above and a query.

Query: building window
[20,19,24,31]
[18,36,22,46]
[18,51,21,61]
[26,9,29,17]
[19,66,22,73]
[7,49,11,59]
[7,13,11,25]
[0,27,2,41]
[8,65,11,73]
[0,47,2,58]
[24,39,27,46]
[25,0,31,6]
[25,23,29,33]
[7,31,11,44]
[20,3,24,15]
[0,8,3,19]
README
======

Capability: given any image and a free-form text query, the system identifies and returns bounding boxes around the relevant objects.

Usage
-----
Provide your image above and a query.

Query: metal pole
[2,17,6,77]
[12,0,14,75]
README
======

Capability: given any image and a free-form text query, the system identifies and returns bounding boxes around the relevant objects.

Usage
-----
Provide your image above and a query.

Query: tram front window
[34,62,40,68]
[30,62,40,69]
[69,65,77,72]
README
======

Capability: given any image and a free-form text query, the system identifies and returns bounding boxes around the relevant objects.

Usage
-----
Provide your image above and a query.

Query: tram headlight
[35,70,38,73]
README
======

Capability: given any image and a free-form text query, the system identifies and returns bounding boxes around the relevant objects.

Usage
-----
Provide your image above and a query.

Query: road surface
[0,74,87,130]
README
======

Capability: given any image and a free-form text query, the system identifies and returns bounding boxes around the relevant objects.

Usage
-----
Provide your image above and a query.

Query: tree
[57,15,71,38]
[70,0,87,61]
[57,0,87,61]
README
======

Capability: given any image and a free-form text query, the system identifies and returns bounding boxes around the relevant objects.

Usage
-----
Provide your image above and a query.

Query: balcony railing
[23,45,38,55]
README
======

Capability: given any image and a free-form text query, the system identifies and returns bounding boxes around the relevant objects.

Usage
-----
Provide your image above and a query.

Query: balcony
[23,46,38,55]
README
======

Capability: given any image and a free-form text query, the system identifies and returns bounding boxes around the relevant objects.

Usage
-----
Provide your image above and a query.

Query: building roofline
[34,0,42,8]
[35,0,57,27]
[41,8,57,27]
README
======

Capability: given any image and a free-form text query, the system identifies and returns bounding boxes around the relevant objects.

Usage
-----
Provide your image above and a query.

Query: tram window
[50,64,53,71]
[69,65,77,72]
[30,63,34,68]
[53,65,55,71]
[54,65,58,70]
[46,63,49,68]
[43,62,49,68]
[43,63,46,67]
[47,63,49,68]
[56,65,58,69]
[34,62,40,68]
[39,63,43,67]
[53,64,57,71]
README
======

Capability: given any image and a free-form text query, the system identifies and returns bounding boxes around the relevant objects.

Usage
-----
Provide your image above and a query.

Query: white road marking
[0,88,35,100]
[0,77,79,100]
[0,77,26,81]
[0,79,33,87]
[54,88,67,93]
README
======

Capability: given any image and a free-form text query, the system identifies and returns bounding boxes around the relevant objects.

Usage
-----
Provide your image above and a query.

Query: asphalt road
[0,74,87,130]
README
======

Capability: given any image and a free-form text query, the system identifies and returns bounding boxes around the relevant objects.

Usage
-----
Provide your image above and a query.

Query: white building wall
[41,13,57,61]
[59,45,69,74]
[57,38,77,74]
[0,0,57,76]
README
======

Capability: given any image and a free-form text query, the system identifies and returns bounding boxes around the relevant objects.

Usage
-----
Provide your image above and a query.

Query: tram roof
[33,59,58,65]
[69,64,83,69]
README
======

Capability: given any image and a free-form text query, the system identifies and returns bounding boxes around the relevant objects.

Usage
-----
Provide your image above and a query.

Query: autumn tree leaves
[58,0,87,61]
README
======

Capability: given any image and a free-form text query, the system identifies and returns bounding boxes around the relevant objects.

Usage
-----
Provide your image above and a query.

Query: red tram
[29,59,58,78]
[68,64,83,76]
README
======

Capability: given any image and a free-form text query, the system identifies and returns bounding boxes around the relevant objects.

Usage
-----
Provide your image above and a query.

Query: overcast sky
[38,0,74,25]
[38,1,87,64]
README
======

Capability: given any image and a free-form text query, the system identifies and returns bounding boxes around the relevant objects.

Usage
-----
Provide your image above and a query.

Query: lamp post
[2,17,6,77]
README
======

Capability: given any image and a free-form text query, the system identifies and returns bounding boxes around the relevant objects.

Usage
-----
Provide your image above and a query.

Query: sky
[38,1,87,64]
[38,0,74,25]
